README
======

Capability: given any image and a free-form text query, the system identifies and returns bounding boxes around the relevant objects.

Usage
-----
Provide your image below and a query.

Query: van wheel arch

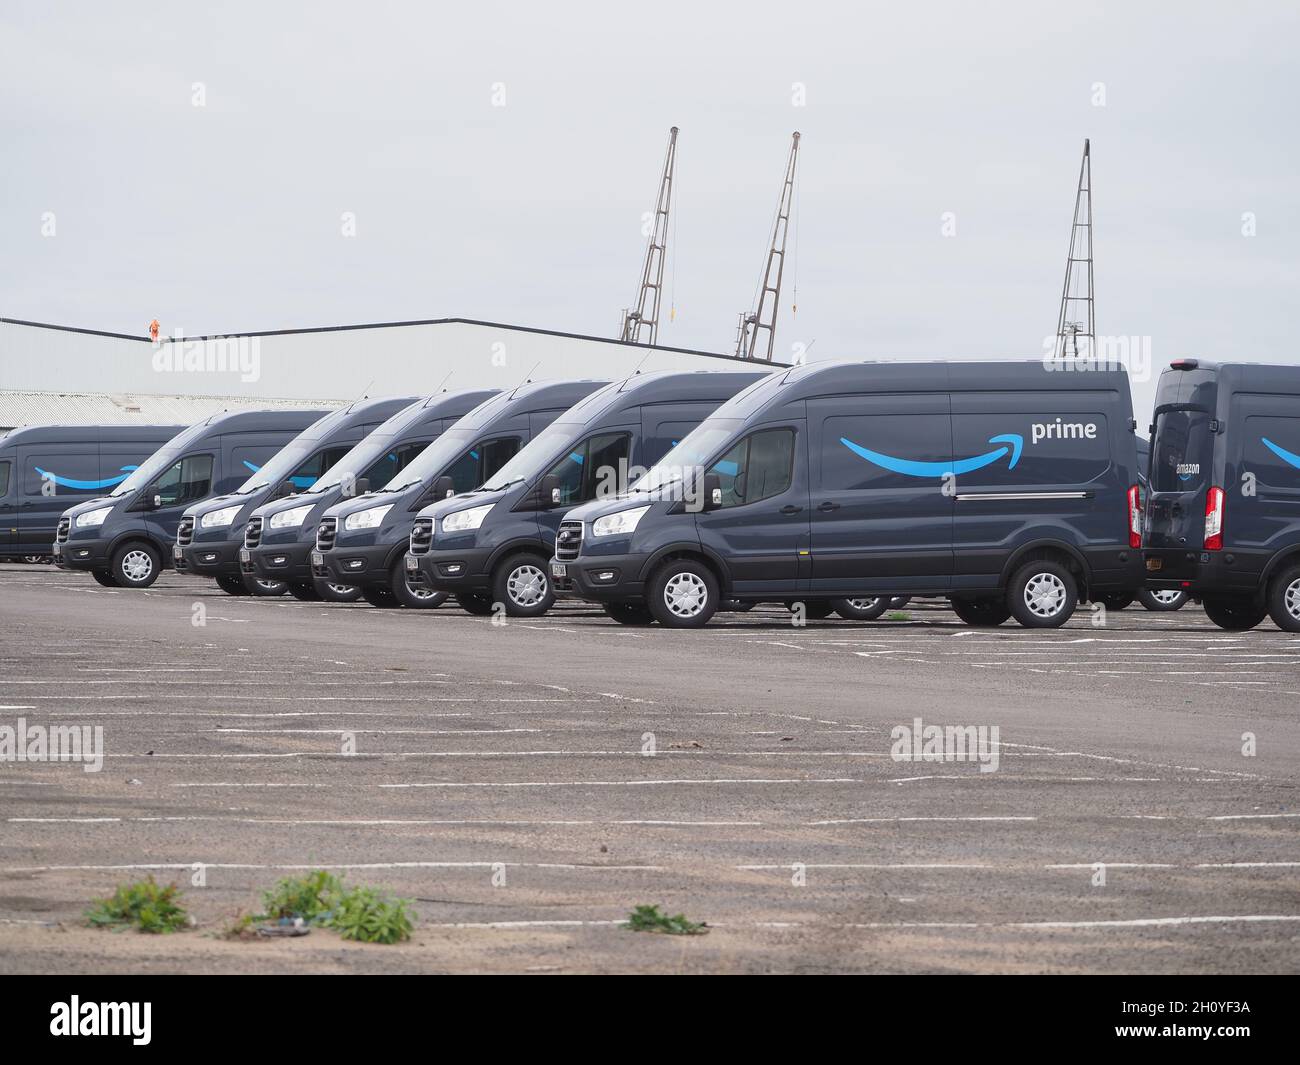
[1260,546,1300,591]
[108,532,173,570]
[1000,542,1090,600]
[644,547,729,597]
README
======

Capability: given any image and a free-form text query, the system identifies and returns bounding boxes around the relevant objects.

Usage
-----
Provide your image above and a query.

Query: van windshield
[1151,408,1212,493]
[480,424,579,492]
[109,423,199,496]
[301,434,401,494]
[383,428,476,491]
[630,419,742,493]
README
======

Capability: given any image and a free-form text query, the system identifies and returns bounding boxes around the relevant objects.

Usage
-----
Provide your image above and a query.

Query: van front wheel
[950,597,1011,627]
[648,560,718,628]
[1265,566,1300,632]
[1203,595,1268,631]
[493,554,554,617]
[111,542,161,589]
[1007,561,1077,628]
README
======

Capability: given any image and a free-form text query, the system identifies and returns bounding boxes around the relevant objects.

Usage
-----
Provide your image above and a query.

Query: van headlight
[592,505,651,538]
[269,504,314,529]
[344,504,394,531]
[440,503,494,533]
[200,505,242,529]
[75,506,113,528]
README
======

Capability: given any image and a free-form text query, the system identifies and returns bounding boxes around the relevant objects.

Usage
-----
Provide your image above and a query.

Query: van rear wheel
[91,570,118,588]
[1096,593,1134,611]
[315,579,362,603]
[1203,595,1267,631]
[649,560,718,628]
[950,597,1011,627]
[215,574,250,596]
[1006,561,1077,628]
[110,542,161,589]
[1138,588,1188,611]
[1265,565,1300,632]
[785,600,835,620]
[390,562,447,609]
[287,581,320,601]
[830,597,889,621]
[242,575,288,596]
[456,593,497,616]
[603,602,655,626]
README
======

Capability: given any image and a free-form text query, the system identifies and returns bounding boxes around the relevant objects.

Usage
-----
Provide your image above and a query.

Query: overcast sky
[2,1,1297,418]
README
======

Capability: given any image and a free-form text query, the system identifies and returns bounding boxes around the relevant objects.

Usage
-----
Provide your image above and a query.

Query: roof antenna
[509,362,541,397]
[617,351,653,391]
[352,378,376,402]
[432,370,453,393]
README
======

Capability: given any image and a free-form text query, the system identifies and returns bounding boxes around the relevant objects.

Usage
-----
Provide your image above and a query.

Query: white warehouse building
[0,317,766,433]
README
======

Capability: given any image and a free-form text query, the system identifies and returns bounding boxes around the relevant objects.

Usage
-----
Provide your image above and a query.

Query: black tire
[242,575,288,597]
[602,602,655,626]
[785,599,836,620]
[492,553,554,617]
[1006,561,1078,628]
[456,593,497,616]
[360,586,398,608]
[949,596,1011,627]
[215,574,250,596]
[1138,587,1188,612]
[22,555,49,565]
[91,570,118,588]
[110,541,161,589]
[888,596,912,609]
[1096,593,1135,611]
[1203,595,1267,631]
[315,579,362,603]
[648,560,718,628]
[722,600,756,612]
[1266,564,1300,633]
[830,596,890,621]
[390,561,448,609]
[287,581,320,602]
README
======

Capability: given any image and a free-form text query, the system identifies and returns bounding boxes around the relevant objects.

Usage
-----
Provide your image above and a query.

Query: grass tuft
[624,903,708,935]
[86,876,188,934]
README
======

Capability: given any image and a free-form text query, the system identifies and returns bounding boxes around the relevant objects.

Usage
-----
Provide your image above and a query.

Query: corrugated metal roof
[0,390,344,433]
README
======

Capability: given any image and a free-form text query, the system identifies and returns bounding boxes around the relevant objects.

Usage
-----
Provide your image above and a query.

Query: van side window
[546,433,631,506]
[288,445,351,490]
[155,454,214,507]
[363,442,428,487]
[446,437,521,494]
[709,429,794,507]
[0,460,10,497]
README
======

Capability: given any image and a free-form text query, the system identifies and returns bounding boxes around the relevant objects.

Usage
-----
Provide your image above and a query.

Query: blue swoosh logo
[1262,437,1300,470]
[839,434,1023,478]
[35,465,139,490]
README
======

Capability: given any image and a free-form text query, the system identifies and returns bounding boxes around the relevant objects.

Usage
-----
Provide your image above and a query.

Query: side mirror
[275,481,295,499]
[433,475,455,500]
[354,477,370,497]
[540,474,561,506]
[702,473,722,511]
[151,493,163,510]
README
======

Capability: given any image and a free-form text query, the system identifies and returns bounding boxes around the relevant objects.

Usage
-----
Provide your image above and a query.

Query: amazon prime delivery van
[410,370,765,616]
[551,360,1144,628]
[241,390,497,601]
[1143,359,1300,631]
[55,409,327,588]
[0,425,182,563]
[316,379,608,608]
[174,396,414,596]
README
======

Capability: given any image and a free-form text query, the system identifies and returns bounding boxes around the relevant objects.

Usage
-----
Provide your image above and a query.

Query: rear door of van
[1146,404,1215,560]
[807,393,954,594]
[0,451,14,554]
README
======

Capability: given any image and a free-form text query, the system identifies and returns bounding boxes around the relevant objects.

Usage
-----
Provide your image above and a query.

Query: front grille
[555,520,584,561]
[409,517,433,556]
[56,517,70,544]
[244,516,263,549]
[315,517,337,552]
[176,516,195,546]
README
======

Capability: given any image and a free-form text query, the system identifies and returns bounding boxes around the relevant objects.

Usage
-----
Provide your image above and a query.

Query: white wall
[0,319,757,402]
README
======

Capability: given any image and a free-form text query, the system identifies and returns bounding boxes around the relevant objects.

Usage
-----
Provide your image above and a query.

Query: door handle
[779,504,803,515]
[817,501,840,512]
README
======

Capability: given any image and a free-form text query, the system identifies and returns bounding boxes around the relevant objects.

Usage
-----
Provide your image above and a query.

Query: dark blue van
[410,370,765,617]
[0,425,181,563]
[550,360,1144,628]
[174,396,414,596]
[1143,359,1300,631]
[241,390,497,601]
[316,380,608,608]
[55,408,327,588]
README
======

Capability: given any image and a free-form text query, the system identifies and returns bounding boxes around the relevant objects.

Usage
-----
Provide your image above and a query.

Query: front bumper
[549,552,646,603]
[243,541,313,582]
[312,542,391,587]
[414,547,494,594]
[175,538,241,577]
[1142,547,1265,596]
[53,537,111,571]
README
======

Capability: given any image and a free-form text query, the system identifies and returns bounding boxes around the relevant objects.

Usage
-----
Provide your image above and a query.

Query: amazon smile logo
[1262,437,1300,470]
[35,465,138,491]
[840,434,1022,478]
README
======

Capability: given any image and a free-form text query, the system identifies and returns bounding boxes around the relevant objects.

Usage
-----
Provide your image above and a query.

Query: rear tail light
[1127,484,1142,548]
[1204,486,1225,551]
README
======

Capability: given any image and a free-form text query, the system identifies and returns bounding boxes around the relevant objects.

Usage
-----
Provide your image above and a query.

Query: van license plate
[551,563,567,579]
[239,548,250,563]
[405,556,417,571]
[311,552,323,566]
[1146,558,1163,571]
[52,542,61,557]
[172,544,183,561]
